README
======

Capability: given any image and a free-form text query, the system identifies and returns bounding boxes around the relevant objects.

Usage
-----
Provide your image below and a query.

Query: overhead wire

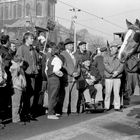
[56,16,112,37]
[57,0,125,30]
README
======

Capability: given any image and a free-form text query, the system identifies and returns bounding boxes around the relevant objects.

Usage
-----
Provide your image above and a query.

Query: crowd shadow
[103,122,140,137]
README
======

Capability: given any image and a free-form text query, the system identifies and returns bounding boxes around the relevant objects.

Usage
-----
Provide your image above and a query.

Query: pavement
[1,95,140,140]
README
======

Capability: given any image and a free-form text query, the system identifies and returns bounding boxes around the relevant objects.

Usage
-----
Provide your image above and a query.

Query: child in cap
[10,55,26,123]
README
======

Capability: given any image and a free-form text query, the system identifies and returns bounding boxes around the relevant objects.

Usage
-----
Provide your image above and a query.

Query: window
[26,3,30,17]
[13,4,16,19]
[9,3,12,19]
[17,4,22,18]
[5,5,9,19]
[48,1,54,18]
[36,3,42,16]
[0,6,3,20]
[48,2,50,17]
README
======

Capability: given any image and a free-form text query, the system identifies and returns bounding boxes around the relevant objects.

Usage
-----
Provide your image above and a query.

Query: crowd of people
[0,31,139,125]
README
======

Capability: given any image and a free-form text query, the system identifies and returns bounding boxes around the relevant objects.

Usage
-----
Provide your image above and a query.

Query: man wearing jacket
[61,38,80,114]
[104,42,124,112]
[16,32,39,121]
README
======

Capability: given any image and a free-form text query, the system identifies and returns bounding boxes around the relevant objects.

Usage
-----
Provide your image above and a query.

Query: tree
[77,29,106,52]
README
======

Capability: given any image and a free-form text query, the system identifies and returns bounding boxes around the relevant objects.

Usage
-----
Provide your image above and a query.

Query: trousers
[104,79,121,109]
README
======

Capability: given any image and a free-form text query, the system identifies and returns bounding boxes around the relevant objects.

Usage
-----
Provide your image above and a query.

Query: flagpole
[69,8,81,53]
[74,23,76,53]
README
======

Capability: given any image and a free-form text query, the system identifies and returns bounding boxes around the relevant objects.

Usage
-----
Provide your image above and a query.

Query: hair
[57,41,65,52]
[22,32,34,44]
[49,42,59,55]
[0,35,9,45]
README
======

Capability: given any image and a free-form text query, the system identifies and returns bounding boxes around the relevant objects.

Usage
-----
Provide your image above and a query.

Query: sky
[55,0,140,41]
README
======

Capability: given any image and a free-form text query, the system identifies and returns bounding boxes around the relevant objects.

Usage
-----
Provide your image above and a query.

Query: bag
[43,91,48,108]
[38,91,44,106]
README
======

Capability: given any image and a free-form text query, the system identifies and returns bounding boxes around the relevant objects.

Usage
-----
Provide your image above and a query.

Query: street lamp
[69,8,81,53]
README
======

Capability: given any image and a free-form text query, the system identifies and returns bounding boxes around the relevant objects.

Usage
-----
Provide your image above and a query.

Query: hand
[19,61,23,66]
[90,75,96,82]
[86,79,93,85]
[55,71,63,77]
[73,72,79,77]
[112,71,118,77]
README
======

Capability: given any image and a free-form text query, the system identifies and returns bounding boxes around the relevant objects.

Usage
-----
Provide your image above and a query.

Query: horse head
[118,19,140,62]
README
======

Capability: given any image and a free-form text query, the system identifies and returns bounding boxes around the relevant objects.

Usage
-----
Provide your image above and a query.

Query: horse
[118,19,140,101]
[118,19,140,62]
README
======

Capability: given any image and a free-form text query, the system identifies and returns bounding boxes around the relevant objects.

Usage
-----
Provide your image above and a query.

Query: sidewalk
[24,102,140,140]
[1,95,140,140]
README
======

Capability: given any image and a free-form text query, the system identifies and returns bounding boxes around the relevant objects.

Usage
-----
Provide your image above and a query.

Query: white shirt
[45,56,63,76]
[51,56,63,73]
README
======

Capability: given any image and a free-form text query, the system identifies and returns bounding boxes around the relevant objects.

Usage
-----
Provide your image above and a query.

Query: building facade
[0,0,56,29]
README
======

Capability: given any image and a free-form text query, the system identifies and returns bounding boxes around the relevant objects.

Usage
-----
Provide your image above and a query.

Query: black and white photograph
[0,0,140,139]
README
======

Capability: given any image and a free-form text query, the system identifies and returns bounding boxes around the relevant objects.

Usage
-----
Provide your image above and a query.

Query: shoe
[28,114,38,121]
[12,120,20,123]
[20,116,30,122]
[85,102,95,109]
[62,112,68,117]
[121,105,127,109]
[55,113,61,117]
[114,109,123,112]
[136,115,140,119]
[104,108,109,113]
[71,112,78,115]
[47,115,59,120]
[13,121,24,125]
[45,110,48,114]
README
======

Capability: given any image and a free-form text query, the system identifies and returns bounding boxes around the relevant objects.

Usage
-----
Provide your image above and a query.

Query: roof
[5,17,48,29]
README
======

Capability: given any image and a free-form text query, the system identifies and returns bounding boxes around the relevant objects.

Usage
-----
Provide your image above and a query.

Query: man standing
[16,32,39,121]
[46,42,63,119]
[104,42,124,112]
[61,38,80,114]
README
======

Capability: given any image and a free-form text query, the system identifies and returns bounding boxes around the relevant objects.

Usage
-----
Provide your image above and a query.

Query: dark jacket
[74,49,91,65]
[61,50,80,82]
[93,55,104,78]
[16,44,39,75]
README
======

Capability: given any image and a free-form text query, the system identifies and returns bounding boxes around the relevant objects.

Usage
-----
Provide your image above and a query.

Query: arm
[104,56,114,74]
[112,59,124,77]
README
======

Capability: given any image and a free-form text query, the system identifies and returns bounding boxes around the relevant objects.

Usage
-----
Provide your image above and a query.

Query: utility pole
[69,8,81,53]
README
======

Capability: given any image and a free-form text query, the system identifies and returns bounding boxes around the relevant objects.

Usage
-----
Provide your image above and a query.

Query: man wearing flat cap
[61,38,80,114]
[104,41,124,112]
